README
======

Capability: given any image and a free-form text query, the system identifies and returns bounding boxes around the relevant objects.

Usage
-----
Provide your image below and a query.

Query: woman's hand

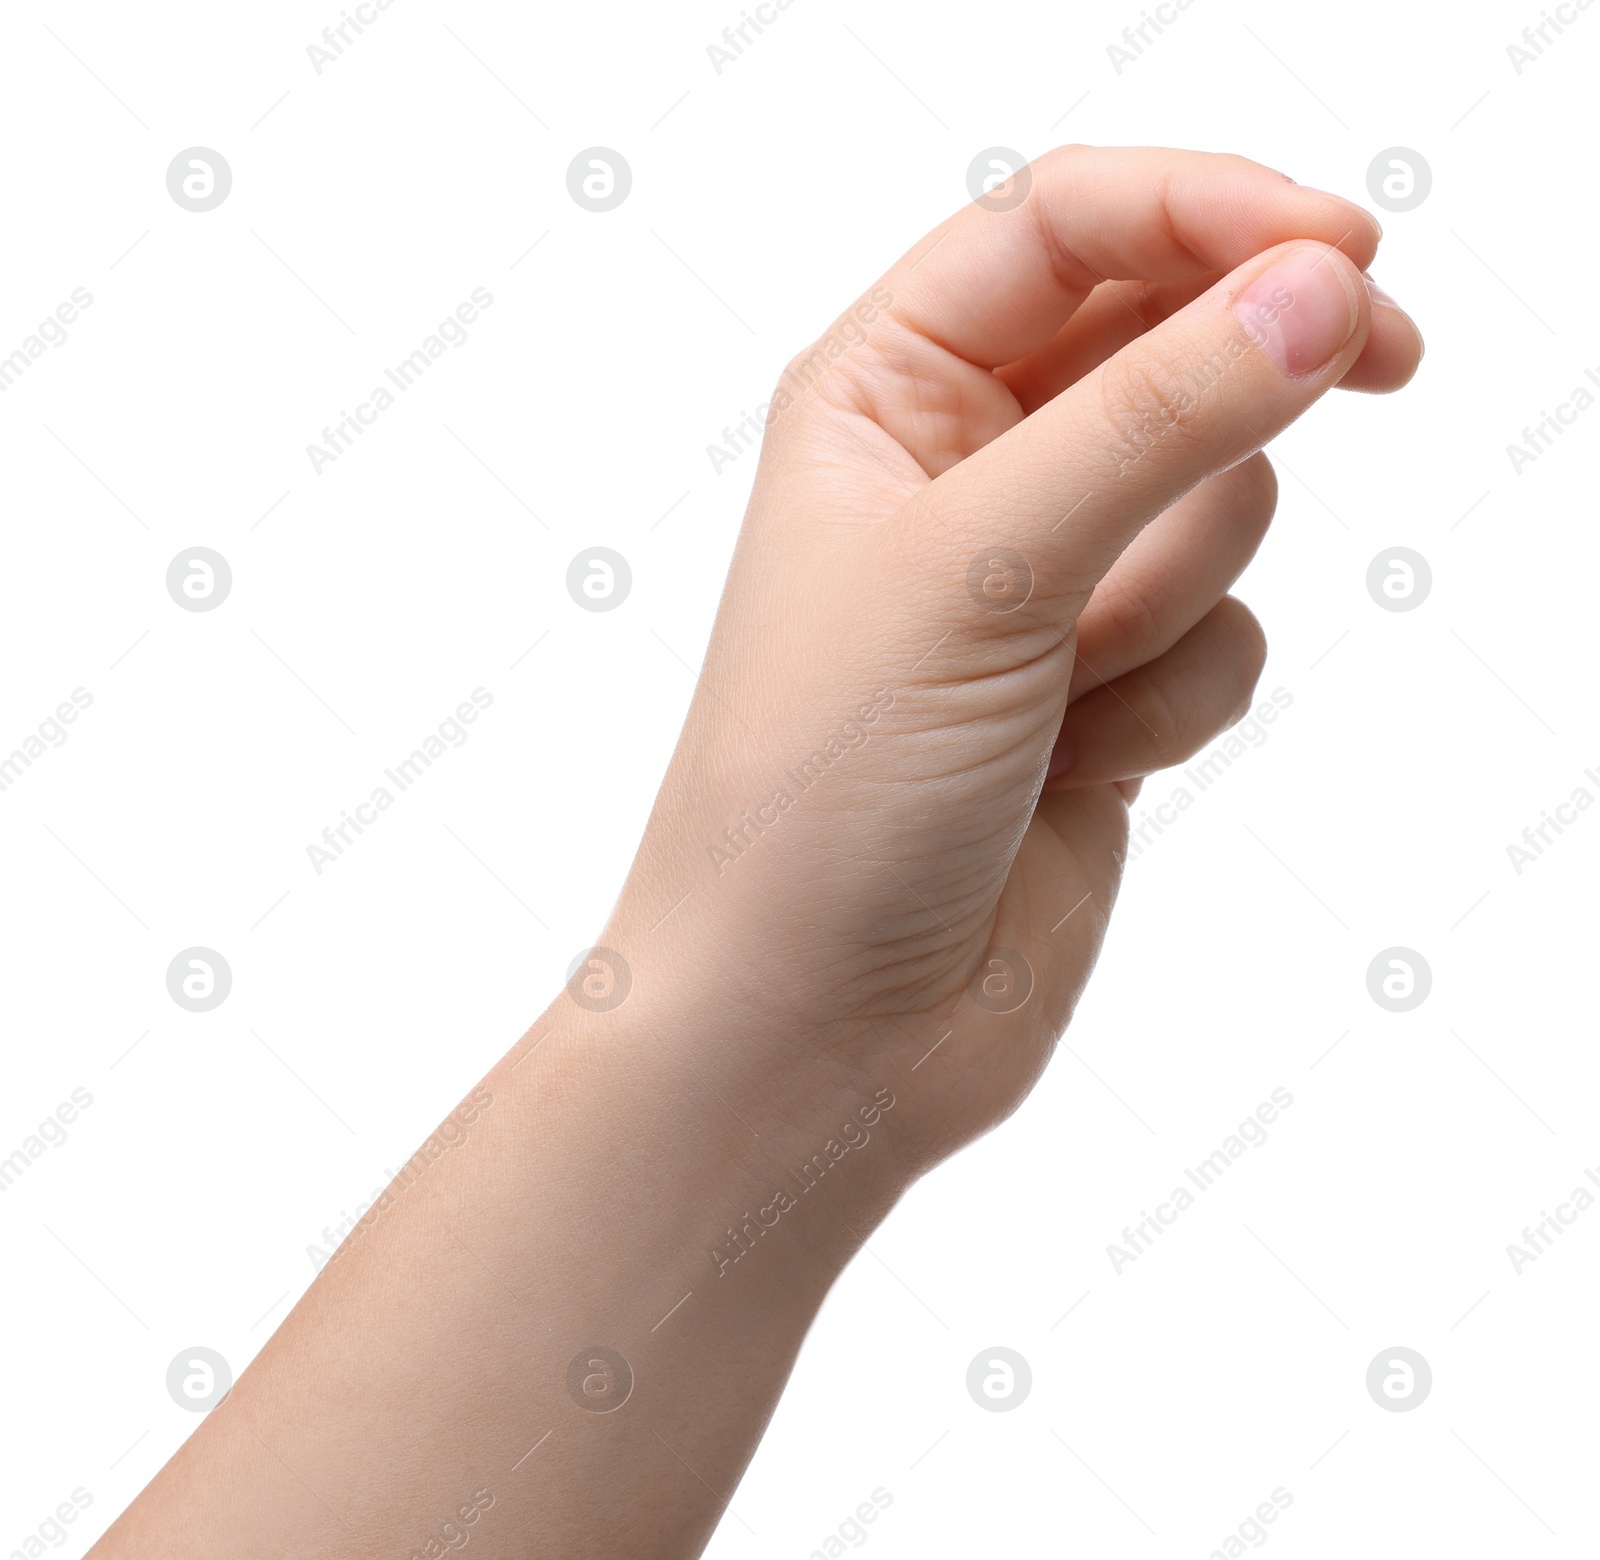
[610,144,1422,1177]
[93,145,1422,1560]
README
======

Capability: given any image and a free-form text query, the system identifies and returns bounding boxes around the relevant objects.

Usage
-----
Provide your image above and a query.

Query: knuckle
[1037,142,1093,178]
[1096,352,1204,478]
[1224,150,1284,182]
[774,293,908,424]
[776,339,839,404]
[1095,575,1168,661]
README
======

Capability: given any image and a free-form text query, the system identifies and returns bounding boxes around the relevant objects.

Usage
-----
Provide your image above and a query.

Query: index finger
[875,144,1381,370]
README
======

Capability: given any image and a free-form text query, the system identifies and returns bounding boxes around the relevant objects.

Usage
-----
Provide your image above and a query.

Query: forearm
[91,964,909,1558]
[80,144,1419,1557]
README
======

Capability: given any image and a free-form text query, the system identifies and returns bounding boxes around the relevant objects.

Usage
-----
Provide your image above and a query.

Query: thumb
[907,240,1371,637]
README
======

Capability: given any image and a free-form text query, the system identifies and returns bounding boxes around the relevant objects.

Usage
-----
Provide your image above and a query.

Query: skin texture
[90,145,1422,1558]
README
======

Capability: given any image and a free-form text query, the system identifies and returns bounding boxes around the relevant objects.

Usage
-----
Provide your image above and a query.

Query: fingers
[996,275,1215,415]
[1338,274,1425,392]
[997,271,1422,415]
[1044,597,1268,788]
[1068,453,1276,700]
[912,238,1372,638]
[874,145,1380,370]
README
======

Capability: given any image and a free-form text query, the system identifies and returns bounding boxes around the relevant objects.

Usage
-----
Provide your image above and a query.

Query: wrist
[500,951,912,1303]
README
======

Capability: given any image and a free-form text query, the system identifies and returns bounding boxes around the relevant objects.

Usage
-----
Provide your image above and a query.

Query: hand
[92,144,1423,1560]
[610,144,1421,1177]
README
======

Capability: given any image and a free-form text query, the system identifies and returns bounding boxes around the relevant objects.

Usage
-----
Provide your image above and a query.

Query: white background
[2,0,1596,1554]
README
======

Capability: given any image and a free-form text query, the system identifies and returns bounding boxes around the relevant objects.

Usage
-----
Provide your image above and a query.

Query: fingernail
[1362,271,1400,309]
[1230,246,1361,378]
[1363,272,1425,357]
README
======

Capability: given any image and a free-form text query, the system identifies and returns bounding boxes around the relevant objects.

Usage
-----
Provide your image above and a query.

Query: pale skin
[92,146,1422,1557]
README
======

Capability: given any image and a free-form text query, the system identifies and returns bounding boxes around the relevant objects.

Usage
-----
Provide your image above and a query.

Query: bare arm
[91,145,1419,1558]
